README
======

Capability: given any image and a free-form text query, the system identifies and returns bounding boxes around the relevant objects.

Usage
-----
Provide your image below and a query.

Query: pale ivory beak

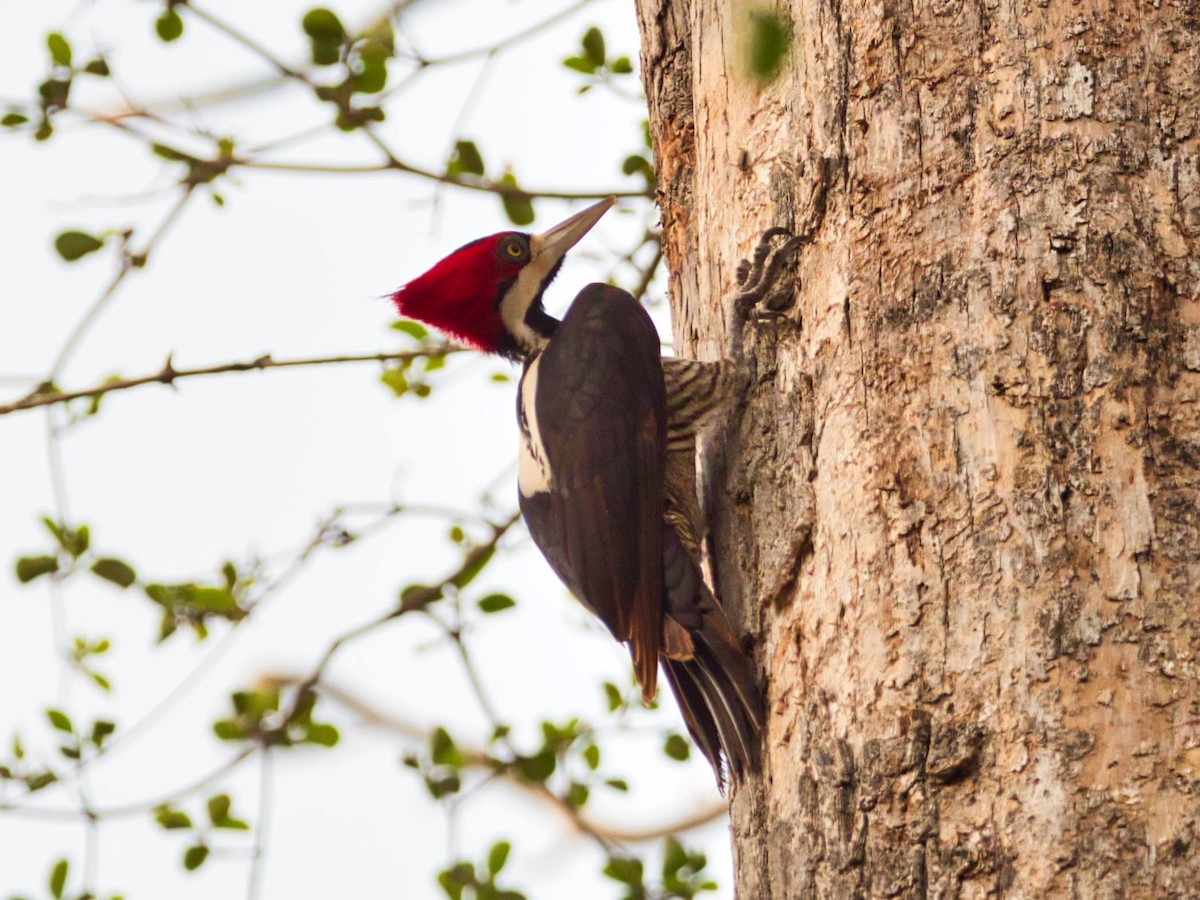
[529,196,616,265]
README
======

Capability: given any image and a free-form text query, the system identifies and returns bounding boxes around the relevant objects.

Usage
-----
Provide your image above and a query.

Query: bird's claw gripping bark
[729,228,806,357]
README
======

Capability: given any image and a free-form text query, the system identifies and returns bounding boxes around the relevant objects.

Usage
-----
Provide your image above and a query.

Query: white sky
[0,2,734,899]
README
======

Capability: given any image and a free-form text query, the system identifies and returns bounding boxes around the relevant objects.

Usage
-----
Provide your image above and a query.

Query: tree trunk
[635,0,1200,896]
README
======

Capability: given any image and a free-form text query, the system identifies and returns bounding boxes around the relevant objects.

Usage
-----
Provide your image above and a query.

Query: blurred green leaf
[2,111,29,127]
[564,781,589,809]
[583,742,601,770]
[746,11,790,83]
[477,593,515,614]
[430,726,464,767]
[581,27,606,66]
[603,856,643,888]
[391,319,428,340]
[207,792,250,829]
[46,33,72,67]
[302,8,346,42]
[305,722,340,748]
[380,368,408,396]
[563,56,596,75]
[451,546,494,589]
[487,840,511,876]
[82,58,110,77]
[16,555,58,583]
[154,805,193,830]
[46,709,73,734]
[91,557,136,588]
[155,10,184,43]
[448,140,485,177]
[183,844,209,871]
[515,750,555,782]
[663,733,690,761]
[498,174,534,226]
[90,720,116,746]
[48,858,68,900]
[54,231,104,262]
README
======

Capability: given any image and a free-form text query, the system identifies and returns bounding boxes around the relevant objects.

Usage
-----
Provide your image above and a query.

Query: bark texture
[634,0,1200,896]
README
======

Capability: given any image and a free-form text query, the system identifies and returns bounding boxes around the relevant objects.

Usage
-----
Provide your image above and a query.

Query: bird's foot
[729,228,806,357]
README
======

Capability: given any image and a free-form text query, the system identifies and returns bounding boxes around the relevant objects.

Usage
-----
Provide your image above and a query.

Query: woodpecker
[391,197,800,786]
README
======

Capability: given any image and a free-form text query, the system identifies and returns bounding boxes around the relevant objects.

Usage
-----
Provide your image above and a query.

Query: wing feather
[518,284,666,701]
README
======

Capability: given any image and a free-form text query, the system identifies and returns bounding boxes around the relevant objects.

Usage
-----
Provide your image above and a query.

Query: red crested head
[391,232,525,355]
[391,197,616,359]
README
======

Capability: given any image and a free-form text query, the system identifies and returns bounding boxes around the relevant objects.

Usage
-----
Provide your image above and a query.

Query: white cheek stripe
[500,258,554,355]
[518,356,552,498]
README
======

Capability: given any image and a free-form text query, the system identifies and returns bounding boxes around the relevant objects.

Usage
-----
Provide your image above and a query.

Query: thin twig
[1,347,455,416]
[49,188,195,382]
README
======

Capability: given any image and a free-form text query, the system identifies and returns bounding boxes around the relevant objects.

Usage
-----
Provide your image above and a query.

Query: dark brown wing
[518,283,666,701]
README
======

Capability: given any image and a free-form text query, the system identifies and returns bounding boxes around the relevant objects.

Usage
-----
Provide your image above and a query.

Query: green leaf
[430,726,464,767]
[2,112,29,127]
[487,840,511,876]
[448,140,485,177]
[183,844,209,871]
[564,781,589,809]
[664,733,691,761]
[155,10,184,43]
[212,719,244,741]
[16,555,58,583]
[563,56,596,75]
[391,319,428,340]
[46,33,72,67]
[437,862,474,900]
[188,586,237,614]
[515,750,555,783]
[603,856,643,887]
[38,77,70,111]
[380,368,408,397]
[611,56,633,74]
[604,777,628,792]
[90,720,116,746]
[48,858,68,900]
[498,174,534,226]
[451,546,494,589]
[46,709,73,734]
[353,59,387,94]
[154,805,193,830]
[603,681,623,712]
[302,8,346,42]
[583,742,601,770]
[91,557,136,588]
[477,593,516,614]
[305,722,340,748]
[83,58,110,77]
[89,671,111,692]
[54,230,104,262]
[581,27,606,66]
[746,11,790,83]
[206,793,231,825]
[25,770,57,791]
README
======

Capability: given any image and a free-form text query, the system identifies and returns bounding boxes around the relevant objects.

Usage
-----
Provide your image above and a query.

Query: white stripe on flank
[517,355,552,498]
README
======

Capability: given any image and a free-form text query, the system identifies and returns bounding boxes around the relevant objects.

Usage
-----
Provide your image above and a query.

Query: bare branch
[0,347,456,417]
[266,675,728,844]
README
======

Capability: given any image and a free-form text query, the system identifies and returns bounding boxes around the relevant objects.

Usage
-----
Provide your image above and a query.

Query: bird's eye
[501,238,527,261]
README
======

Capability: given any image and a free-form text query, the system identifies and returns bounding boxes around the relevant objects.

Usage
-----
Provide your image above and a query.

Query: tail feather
[657,524,763,787]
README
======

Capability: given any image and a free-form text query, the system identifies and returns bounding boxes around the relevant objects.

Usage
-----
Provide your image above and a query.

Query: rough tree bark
[634,0,1200,896]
